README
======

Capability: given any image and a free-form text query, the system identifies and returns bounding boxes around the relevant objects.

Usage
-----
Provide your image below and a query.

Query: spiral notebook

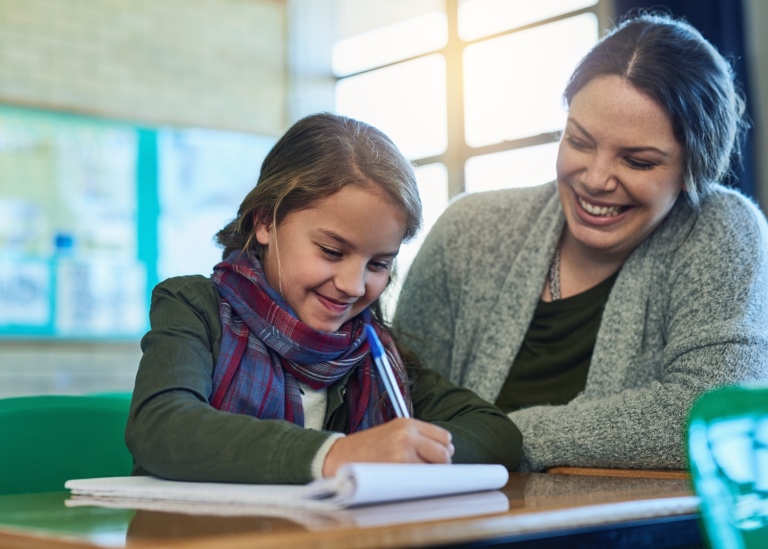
[65,463,509,510]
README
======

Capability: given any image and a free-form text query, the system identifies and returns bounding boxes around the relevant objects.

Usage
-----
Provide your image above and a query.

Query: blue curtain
[613,0,756,198]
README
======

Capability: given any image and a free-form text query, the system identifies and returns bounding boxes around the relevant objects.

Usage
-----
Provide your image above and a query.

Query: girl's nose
[335,262,366,298]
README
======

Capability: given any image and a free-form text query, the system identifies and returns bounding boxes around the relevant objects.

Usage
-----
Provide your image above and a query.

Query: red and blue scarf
[209,250,412,432]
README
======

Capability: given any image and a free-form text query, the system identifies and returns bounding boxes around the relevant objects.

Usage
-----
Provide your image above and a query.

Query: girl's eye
[625,157,655,170]
[319,246,343,259]
[368,260,390,272]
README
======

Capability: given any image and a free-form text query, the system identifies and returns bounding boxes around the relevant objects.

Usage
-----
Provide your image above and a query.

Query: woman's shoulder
[447,182,557,218]
[695,185,768,244]
[431,182,559,243]
[656,185,768,269]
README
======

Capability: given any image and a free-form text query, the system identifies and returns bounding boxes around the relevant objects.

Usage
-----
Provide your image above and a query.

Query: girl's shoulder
[152,275,221,312]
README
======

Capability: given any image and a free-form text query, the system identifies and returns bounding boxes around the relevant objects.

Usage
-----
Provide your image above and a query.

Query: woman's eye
[320,246,343,259]
[566,136,590,151]
[625,157,655,170]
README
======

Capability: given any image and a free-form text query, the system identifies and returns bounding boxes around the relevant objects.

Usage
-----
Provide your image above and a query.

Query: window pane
[383,162,449,319]
[333,11,448,76]
[465,141,559,193]
[335,54,447,160]
[459,0,598,41]
[463,13,598,148]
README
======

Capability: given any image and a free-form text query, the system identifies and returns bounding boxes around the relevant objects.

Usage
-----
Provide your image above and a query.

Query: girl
[126,113,522,484]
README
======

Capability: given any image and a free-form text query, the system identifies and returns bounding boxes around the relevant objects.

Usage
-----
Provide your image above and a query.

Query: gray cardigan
[394,182,768,471]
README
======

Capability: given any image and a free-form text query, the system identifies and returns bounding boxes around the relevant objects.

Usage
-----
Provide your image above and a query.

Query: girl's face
[556,75,685,262]
[255,184,406,332]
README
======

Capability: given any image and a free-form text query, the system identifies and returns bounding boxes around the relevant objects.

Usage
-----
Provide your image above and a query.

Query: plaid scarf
[209,250,412,432]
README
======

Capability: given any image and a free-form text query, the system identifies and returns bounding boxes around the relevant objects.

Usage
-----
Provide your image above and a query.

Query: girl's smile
[255,184,406,332]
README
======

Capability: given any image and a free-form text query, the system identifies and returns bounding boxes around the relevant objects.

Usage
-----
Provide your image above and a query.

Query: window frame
[334,0,609,199]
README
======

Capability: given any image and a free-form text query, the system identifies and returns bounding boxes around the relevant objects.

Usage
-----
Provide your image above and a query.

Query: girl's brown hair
[215,113,422,354]
[216,112,421,259]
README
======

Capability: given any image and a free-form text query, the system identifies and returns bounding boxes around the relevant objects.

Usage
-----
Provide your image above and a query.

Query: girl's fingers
[415,436,454,464]
[412,419,453,447]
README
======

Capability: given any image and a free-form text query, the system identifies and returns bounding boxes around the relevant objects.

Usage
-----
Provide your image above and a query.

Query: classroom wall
[0,0,288,398]
[0,0,285,134]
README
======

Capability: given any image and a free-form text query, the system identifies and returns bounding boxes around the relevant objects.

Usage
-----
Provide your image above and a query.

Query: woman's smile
[556,75,685,261]
[572,190,633,226]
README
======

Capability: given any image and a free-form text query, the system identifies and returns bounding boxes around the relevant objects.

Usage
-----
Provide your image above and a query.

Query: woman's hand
[321,418,454,477]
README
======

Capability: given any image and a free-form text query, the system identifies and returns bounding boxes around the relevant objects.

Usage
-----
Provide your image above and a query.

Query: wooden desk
[0,472,702,549]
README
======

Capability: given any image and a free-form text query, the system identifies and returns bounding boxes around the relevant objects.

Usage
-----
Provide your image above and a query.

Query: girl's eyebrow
[316,228,400,257]
[567,118,671,157]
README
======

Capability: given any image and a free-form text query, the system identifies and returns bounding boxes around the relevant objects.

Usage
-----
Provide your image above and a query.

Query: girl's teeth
[579,197,622,217]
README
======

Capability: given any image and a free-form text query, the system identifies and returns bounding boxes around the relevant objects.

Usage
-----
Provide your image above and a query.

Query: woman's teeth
[578,196,624,217]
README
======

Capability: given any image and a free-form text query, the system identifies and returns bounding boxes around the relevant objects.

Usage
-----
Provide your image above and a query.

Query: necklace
[548,245,561,301]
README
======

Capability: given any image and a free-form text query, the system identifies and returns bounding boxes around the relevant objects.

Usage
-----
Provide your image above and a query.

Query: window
[333,0,603,313]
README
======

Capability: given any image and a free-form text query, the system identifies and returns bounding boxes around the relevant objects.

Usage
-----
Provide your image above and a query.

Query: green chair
[0,395,133,496]
[688,386,768,549]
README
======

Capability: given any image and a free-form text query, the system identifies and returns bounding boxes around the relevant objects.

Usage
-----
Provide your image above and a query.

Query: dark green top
[126,276,522,485]
[495,273,618,413]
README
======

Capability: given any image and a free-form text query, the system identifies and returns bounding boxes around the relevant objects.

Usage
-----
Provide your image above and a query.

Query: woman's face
[556,75,685,262]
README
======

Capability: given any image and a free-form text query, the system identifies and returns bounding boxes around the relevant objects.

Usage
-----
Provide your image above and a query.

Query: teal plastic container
[688,386,768,549]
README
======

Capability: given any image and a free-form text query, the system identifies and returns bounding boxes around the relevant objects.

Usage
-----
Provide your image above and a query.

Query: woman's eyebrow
[567,118,671,157]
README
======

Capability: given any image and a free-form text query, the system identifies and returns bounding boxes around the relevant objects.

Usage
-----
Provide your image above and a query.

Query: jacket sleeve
[410,367,522,470]
[125,278,332,484]
[509,195,768,471]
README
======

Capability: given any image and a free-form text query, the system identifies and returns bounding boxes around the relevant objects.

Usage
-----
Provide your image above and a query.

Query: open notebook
[65,463,509,510]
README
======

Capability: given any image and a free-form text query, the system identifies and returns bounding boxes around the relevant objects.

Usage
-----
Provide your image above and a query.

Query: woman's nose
[582,153,617,192]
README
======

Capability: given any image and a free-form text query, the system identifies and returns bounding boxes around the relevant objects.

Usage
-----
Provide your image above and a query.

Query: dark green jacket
[125,276,522,484]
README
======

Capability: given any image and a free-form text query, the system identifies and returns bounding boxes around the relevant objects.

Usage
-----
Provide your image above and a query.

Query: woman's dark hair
[563,12,748,205]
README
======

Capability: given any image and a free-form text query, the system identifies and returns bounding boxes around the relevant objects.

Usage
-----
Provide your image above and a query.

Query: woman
[394,13,768,471]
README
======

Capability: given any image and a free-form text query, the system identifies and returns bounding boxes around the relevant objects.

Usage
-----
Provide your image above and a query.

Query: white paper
[65,463,509,510]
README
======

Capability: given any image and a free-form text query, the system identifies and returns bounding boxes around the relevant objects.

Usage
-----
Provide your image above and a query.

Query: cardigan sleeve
[393,204,460,381]
[125,277,333,484]
[509,192,768,471]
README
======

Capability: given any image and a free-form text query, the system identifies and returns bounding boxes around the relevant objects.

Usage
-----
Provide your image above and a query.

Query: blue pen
[364,324,410,418]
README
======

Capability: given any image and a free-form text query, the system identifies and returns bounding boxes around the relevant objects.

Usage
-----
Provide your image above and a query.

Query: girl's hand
[321,418,454,477]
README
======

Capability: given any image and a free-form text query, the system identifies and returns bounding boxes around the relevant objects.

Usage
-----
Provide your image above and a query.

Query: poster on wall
[0,106,146,338]
[0,106,276,339]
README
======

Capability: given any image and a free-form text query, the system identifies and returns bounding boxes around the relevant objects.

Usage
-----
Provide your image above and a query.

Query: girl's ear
[253,211,273,246]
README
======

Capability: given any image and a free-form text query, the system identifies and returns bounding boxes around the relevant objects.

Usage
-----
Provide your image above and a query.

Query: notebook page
[329,463,509,507]
[65,476,327,507]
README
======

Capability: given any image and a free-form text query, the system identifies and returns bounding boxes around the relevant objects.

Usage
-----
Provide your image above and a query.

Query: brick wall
[0,0,286,135]
[0,0,288,397]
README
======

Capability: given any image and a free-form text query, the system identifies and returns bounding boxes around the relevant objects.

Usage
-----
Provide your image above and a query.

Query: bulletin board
[0,105,274,339]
